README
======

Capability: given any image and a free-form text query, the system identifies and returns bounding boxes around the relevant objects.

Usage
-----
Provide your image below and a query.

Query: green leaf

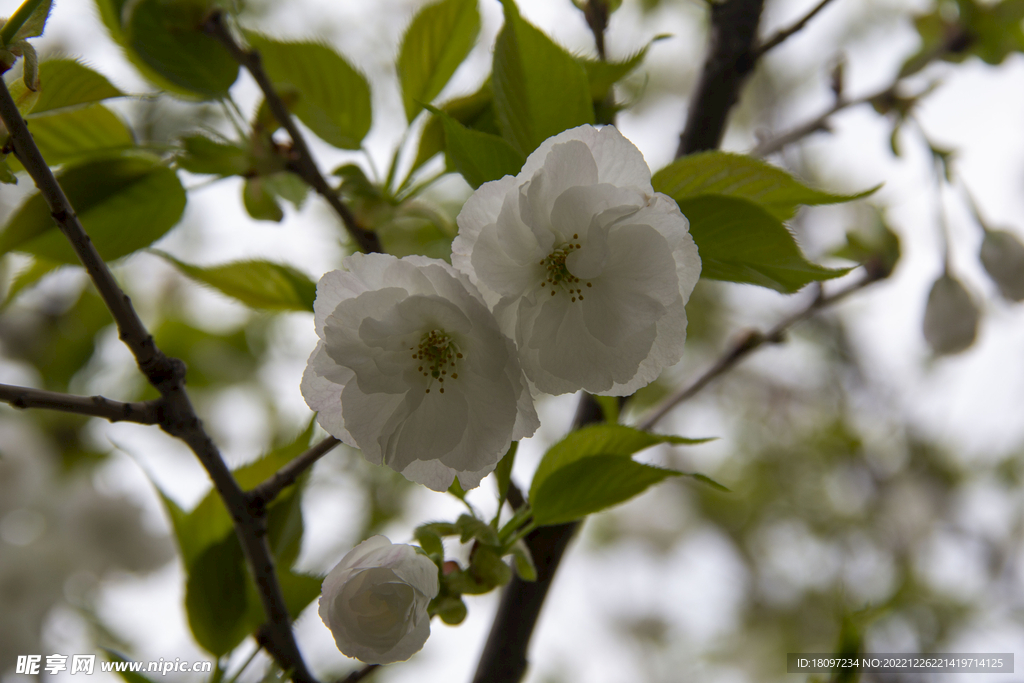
[263,172,309,209]
[426,104,524,188]
[530,423,709,503]
[509,540,536,580]
[456,513,500,546]
[242,176,284,222]
[31,58,124,114]
[1,0,52,46]
[677,195,849,293]
[577,35,667,100]
[652,151,878,222]
[5,75,40,115]
[178,134,250,177]
[156,422,314,571]
[247,32,371,150]
[0,156,186,263]
[686,472,730,493]
[184,532,251,657]
[14,104,135,166]
[414,524,445,557]
[125,0,238,99]
[593,395,620,424]
[154,251,316,312]
[411,81,497,174]
[397,0,480,122]
[532,455,680,526]
[1,256,60,307]
[277,570,323,620]
[94,0,130,45]
[0,158,15,184]
[494,442,517,505]
[492,0,594,155]
[447,476,468,501]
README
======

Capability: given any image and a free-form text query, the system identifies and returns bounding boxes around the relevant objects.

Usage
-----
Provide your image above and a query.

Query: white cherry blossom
[301,253,538,491]
[452,125,701,396]
[319,535,439,664]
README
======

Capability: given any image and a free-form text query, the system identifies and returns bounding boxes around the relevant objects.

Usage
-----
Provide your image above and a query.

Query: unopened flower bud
[979,229,1024,302]
[923,273,980,355]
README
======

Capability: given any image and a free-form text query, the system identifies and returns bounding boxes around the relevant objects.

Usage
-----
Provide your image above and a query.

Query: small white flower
[319,536,440,665]
[452,125,701,396]
[301,253,538,491]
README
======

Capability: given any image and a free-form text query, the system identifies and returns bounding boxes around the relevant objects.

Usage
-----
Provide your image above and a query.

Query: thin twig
[0,384,162,424]
[754,0,839,59]
[676,0,766,157]
[638,268,884,431]
[203,11,382,255]
[750,85,892,157]
[0,78,317,683]
[248,436,341,510]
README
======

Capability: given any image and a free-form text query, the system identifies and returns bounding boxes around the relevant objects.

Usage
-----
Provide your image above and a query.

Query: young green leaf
[125,0,239,99]
[531,455,681,526]
[184,533,251,657]
[456,513,500,546]
[426,104,524,188]
[0,158,16,184]
[530,423,709,504]
[276,569,324,620]
[676,195,849,293]
[494,441,517,506]
[0,155,186,264]
[242,176,284,222]
[11,104,135,166]
[492,0,594,155]
[410,81,498,174]
[30,58,125,114]
[1,257,59,307]
[178,135,250,177]
[397,0,481,122]
[577,34,667,100]
[0,0,53,46]
[509,539,536,581]
[653,151,878,222]
[246,33,372,150]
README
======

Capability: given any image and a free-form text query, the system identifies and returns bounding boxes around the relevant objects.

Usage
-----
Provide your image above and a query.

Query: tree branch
[638,267,884,431]
[676,0,766,157]
[750,84,893,157]
[753,0,838,59]
[248,436,341,511]
[203,11,382,255]
[471,395,603,683]
[0,383,162,424]
[0,78,317,683]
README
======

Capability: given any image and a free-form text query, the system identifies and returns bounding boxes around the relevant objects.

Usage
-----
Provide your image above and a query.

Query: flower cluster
[306,126,701,664]
[303,125,699,493]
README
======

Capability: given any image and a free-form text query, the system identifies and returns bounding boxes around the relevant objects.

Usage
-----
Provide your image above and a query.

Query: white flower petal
[452,124,700,396]
[301,343,353,444]
[301,253,537,489]
[519,125,652,192]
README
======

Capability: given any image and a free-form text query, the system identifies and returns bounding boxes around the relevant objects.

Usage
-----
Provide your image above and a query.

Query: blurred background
[1,0,1024,682]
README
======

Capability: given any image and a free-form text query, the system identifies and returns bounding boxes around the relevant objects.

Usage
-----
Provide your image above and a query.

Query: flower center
[410,329,462,394]
[539,233,592,303]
